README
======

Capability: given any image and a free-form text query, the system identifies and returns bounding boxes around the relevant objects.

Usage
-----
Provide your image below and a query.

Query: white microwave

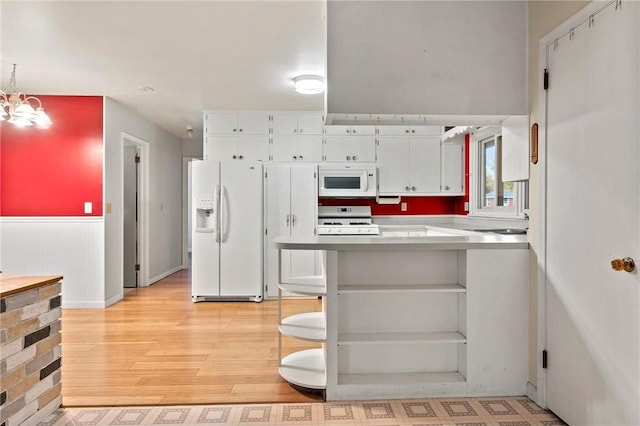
[318,164,377,198]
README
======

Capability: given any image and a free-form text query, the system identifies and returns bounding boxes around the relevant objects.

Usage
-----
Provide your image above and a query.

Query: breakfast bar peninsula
[275,227,529,400]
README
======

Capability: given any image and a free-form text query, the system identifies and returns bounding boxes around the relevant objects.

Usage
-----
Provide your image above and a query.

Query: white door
[377,137,410,194]
[271,136,299,162]
[272,113,299,135]
[219,161,263,297]
[238,135,269,161]
[264,165,291,298]
[410,137,441,194]
[324,136,352,162]
[442,141,464,195]
[297,113,324,135]
[544,3,639,425]
[209,136,237,161]
[123,145,138,288]
[349,136,376,162]
[238,112,270,134]
[205,112,237,135]
[297,136,323,162]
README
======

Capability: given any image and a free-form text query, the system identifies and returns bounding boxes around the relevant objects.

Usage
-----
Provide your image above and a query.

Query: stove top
[317,205,379,235]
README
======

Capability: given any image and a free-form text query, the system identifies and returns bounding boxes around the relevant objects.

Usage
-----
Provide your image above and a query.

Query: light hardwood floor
[61,269,323,406]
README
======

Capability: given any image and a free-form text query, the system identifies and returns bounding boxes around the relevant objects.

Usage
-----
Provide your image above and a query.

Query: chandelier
[0,64,52,128]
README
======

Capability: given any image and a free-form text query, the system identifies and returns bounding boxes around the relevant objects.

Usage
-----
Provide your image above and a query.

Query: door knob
[611,257,635,272]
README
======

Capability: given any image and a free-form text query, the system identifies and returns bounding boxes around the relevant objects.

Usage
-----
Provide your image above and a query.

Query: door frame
[121,133,150,287]
[182,157,198,268]
[536,0,621,409]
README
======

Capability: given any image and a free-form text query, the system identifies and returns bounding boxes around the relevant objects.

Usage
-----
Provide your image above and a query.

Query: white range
[317,205,380,235]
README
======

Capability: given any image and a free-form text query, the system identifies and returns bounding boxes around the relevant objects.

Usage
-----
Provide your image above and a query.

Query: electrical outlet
[106,203,112,214]
[84,202,92,214]
[464,201,469,212]
[401,202,408,212]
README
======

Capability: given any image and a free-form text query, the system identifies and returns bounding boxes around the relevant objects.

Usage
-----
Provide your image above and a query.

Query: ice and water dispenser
[195,198,215,233]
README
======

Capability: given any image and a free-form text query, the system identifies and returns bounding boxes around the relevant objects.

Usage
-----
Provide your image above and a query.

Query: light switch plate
[401,202,407,212]
[84,202,92,214]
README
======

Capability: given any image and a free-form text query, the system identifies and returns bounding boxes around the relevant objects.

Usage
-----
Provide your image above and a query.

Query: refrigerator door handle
[221,184,230,243]
[214,184,221,243]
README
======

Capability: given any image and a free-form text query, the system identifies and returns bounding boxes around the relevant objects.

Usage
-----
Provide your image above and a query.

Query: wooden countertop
[0,274,63,298]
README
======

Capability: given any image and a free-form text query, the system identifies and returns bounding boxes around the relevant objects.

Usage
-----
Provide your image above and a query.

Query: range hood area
[325,1,528,125]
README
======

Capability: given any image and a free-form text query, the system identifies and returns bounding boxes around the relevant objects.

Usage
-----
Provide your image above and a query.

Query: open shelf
[279,282,326,296]
[279,348,326,390]
[338,284,465,294]
[338,331,466,345]
[339,371,466,385]
[279,312,326,342]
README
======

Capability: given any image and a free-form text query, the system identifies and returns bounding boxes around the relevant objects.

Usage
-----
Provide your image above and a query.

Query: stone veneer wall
[0,281,62,426]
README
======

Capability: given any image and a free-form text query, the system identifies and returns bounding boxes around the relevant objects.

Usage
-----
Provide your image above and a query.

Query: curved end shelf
[279,348,326,390]
[279,312,326,342]
[279,282,326,296]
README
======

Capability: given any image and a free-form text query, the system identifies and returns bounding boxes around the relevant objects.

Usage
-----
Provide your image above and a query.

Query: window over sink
[470,127,528,219]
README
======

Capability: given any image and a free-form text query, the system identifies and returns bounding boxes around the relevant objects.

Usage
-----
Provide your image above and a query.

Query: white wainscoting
[0,217,106,308]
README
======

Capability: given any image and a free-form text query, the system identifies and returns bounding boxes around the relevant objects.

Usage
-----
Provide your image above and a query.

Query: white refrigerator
[192,160,263,302]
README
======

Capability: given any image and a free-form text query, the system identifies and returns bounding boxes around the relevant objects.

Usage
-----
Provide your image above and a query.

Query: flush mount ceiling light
[293,75,325,94]
[0,64,52,128]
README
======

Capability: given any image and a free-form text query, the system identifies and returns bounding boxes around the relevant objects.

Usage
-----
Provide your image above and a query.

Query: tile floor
[39,397,566,425]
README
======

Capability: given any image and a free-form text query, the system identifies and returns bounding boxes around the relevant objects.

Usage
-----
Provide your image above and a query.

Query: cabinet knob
[352,129,357,134]
[239,128,243,132]
[239,155,244,159]
[352,155,357,161]
[347,156,351,161]
[411,129,415,133]
[232,155,237,159]
[299,155,303,160]
[411,186,416,191]
[405,129,410,134]
[293,156,298,160]
[299,129,303,134]
[293,129,297,133]
[405,186,410,191]
[233,129,237,132]
[445,185,450,190]
[346,129,350,134]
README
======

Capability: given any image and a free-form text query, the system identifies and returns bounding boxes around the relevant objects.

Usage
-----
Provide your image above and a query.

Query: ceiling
[0,1,326,141]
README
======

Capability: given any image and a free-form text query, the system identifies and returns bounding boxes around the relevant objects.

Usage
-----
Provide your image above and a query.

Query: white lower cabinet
[264,164,323,299]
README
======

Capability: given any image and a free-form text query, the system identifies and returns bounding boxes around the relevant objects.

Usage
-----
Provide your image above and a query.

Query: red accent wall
[0,95,103,216]
[320,133,471,216]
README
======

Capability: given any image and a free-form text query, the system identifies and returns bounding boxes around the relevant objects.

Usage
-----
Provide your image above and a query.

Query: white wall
[327,1,528,116]
[0,218,105,308]
[104,98,184,304]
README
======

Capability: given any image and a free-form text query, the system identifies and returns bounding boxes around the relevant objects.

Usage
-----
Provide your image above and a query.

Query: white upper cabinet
[377,126,442,137]
[272,135,323,162]
[272,113,324,135]
[204,112,270,161]
[501,115,529,182]
[377,136,441,195]
[205,112,270,135]
[442,140,464,195]
[324,125,376,163]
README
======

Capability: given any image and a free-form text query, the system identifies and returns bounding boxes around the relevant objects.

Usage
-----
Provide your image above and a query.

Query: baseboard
[526,382,539,404]
[149,265,183,285]
[62,301,108,309]
[105,292,123,308]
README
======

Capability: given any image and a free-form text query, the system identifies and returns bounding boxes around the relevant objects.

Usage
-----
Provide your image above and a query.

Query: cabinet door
[289,165,319,278]
[442,141,464,195]
[324,136,352,162]
[238,112,270,134]
[205,112,238,135]
[238,135,270,161]
[350,125,376,136]
[350,136,376,162]
[297,136,323,162]
[272,136,299,162]
[377,137,410,194]
[297,113,324,135]
[412,126,442,136]
[264,166,291,298]
[410,137,441,194]
[209,136,238,160]
[325,125,352,136]
[272,114,299,135]
[377,126,409,136]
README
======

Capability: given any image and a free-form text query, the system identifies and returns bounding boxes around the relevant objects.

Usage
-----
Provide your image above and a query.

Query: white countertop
[275,225,529,251]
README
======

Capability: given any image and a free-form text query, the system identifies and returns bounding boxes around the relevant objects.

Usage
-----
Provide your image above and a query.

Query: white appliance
[317,205,380,235]
[192,160,263,302]
[318,163,377,198]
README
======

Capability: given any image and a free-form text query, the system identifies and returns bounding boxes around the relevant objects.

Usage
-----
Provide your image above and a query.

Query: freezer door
[191,160,221,298]
[219,161,263,297]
